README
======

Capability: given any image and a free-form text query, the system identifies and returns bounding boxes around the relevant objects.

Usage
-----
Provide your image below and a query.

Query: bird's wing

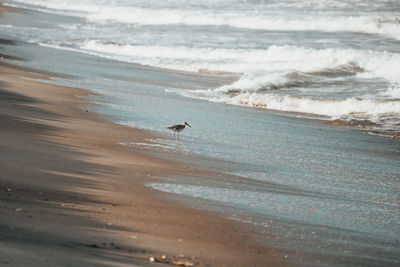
[167,125,178,130]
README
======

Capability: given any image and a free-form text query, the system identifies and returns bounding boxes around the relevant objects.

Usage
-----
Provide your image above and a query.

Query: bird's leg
[173,133,176,140]
[178,132,180,141]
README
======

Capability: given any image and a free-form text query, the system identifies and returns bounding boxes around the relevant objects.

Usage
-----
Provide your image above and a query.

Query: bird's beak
[187,123,192,128]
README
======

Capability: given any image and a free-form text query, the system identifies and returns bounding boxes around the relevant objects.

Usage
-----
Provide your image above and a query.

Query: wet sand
[0,38,281,267]
[0,2,15,13]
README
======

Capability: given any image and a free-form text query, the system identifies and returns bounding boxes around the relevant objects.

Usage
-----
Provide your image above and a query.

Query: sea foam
[8,0,400,40]
[177,88,400,119]
[13,0,400,131]
[85,8,400,40]
[77,41,400,82]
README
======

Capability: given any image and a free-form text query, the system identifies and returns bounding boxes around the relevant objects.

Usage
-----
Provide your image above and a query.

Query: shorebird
[167,121,191,140]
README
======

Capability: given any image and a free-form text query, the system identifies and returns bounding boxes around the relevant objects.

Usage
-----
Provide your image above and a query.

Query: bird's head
[184,121,191,128]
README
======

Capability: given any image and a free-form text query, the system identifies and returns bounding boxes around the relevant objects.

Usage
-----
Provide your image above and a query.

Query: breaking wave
[7,0,400,40]
[382,83,400,98]
[167,69,400,128]
[174,87,400,127]
[42,40,400,84]
[89,11,400,40]
[15,0,399,132]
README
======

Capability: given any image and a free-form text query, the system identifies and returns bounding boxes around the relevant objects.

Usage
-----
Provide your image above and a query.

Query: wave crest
[8,0,400,40]
[87,9,400,40]
[176,88,400,123]
[70,41,400,83]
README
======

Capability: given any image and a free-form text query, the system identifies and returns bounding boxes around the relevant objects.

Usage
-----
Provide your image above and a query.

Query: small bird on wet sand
[167,121,191,140]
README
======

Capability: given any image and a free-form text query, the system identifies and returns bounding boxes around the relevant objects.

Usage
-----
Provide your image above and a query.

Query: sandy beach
[2,1,399,266]
[0,37,280,266]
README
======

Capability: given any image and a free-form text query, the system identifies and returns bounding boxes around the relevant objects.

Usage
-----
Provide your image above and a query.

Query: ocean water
[2,0,400,134]
[1,0,400,265]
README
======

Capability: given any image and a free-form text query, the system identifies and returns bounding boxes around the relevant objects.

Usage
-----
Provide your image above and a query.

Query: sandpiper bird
[167,121,191,140]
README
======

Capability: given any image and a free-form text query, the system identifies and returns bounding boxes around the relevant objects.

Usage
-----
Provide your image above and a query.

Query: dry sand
[0,38,281,266]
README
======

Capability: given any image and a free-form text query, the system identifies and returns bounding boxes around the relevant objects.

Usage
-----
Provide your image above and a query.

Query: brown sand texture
[0,38,280,266]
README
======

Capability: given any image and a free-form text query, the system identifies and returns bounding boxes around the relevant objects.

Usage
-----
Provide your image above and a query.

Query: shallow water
[1,3,400,265]
[2,0,400,131]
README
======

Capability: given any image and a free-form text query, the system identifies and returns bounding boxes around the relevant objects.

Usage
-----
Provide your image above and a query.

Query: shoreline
[322,118,400,139]
[2,0,397,140]
[1,3,399,266]
[0,2,16,13]
[0,38,281,266]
